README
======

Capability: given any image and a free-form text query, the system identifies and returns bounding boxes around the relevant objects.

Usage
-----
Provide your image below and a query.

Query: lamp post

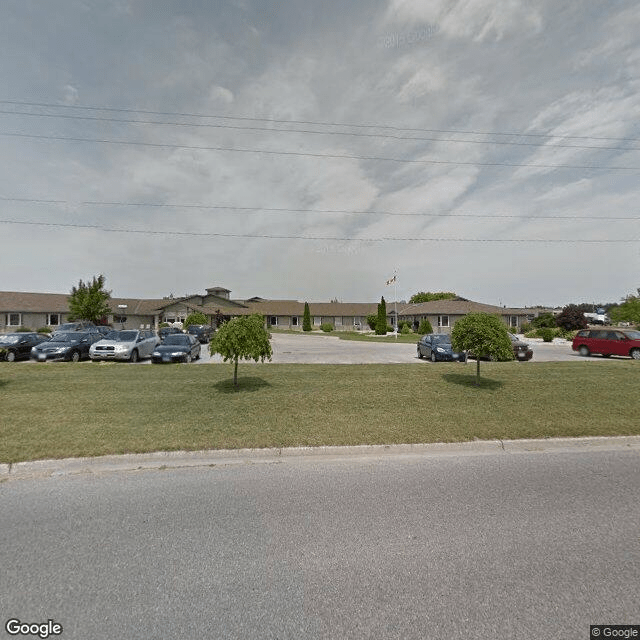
[118,304,127,330]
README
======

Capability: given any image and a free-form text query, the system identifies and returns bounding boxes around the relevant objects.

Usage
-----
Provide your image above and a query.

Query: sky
[1,0,639,308]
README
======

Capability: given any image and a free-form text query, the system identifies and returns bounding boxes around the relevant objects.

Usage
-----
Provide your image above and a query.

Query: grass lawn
[1,360,638,463]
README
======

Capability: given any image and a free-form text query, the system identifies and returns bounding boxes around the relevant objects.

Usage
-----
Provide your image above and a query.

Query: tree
[366,314,378,330]
[451,313,514,383]
[376,297,387,335]
[210,314,272,386]
[183,312,208,330]
[68,274,111,323]
[303,302,312,331]
[531,312,557,329]
[409,291,457,304]
[608,295,640,326]
[555,305,587,331]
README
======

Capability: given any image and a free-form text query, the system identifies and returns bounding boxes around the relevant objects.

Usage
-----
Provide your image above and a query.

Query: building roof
[394,300,527,316]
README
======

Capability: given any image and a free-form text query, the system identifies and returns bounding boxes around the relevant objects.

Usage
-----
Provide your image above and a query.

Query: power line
[1,108,638,152]
[2,131,639,171]
[1,196,638,221]
[2,99,638,143]
[0,219,636,242]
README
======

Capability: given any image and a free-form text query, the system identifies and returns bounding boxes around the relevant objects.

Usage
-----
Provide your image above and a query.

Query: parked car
[89,329,160,363]
[31,331,101,362]
[151,333,201,363]
[186,324,213,343]
[94,325,114,336]
[509,333,534,361]
[158,326,183,341]
[572,329,640,359]
[417,334,467,362]
[0,332,51,362]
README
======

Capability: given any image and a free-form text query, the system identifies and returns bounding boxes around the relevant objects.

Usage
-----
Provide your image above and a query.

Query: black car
[55,321,96,332]
[509,333,534,361]
[417,334,467,362]
[158,326,183,341]
[151,333,201,363]
[0,332,50,362]
[186,324,213,343]
[31,331,102,362]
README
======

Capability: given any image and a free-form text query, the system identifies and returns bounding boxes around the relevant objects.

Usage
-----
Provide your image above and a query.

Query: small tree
[366,314,378,330]
[210,314,272,386]
[376,297,387,335]
[555,305,587,331]
[531,312,557,329]
[303,302,312,331]
[417,318,433,334]
[68,274,111,323]
[451,313,514,383]
[183,312,208,330]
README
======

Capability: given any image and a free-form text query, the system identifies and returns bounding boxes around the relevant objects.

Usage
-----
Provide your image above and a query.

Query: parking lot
[9,332,627,365]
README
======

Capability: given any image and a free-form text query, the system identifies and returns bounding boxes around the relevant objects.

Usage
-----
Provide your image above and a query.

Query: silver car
[89,329,160,363]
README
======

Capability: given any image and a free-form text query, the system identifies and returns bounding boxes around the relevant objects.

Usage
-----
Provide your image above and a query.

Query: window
[335,316,343,326]
[313,316,321,326]
[438,315,449,327]
[6,313,21,326]
[509,316,518,328]
[47,313,60,326]
[269,316,278,326]
[113,315,127,323]
[291,316,299,326]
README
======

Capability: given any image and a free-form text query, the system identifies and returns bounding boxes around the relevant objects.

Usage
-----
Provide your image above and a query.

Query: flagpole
[394,270,398,340]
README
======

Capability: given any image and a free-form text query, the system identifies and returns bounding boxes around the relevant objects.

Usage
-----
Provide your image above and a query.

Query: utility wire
[1,108,638,152]
[0,219,636,242]
[2,99,638,143]
[2,131,638,171]
[1,196,638,220]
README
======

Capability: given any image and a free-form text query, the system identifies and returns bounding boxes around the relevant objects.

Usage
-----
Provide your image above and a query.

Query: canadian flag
[385,275,396,285]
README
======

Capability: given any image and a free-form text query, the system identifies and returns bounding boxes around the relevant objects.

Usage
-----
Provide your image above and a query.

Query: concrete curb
[2,436,639,481]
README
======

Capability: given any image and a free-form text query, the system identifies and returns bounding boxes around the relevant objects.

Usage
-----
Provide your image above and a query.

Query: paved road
[1,448,637,640]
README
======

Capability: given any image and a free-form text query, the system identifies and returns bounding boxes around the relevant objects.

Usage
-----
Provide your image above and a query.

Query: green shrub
[524,330,538,339]
[539,328,556,342]
[507,326,518,334]
[16,327,33,332]
[417,319,433,334]
[532,312,557,329]
[400,325,412,335]
[366,314,378,330]
[158,322,170,328]
[520,322,532,334]
[398,320,412,331]
[320,323,334,332]
[183,312,208,330]
[37,327,52,334]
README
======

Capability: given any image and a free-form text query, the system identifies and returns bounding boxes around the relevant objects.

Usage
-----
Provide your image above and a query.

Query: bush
[520,322,532,333]
[158,322,170,328]
[320,323,334,332]
[507,326,517,334]
[538,328,556,342]
[366,314,378,330]
[532,312,557,329]
[417,319,433,334]
[37,327,52,333]
[398,320,412,331]
[183,312,208,330]
[16,327,33,332]
[524,330,538,339]
[400,325,412,335]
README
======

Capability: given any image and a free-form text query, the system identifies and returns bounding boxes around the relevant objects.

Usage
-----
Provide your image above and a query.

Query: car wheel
[6,350,16,362]
[430,352,436,363]
[130,349,139,363]
[417,349,423,359]
[70,350,80,363]
[578,345,590,357]
[630,348,640,360]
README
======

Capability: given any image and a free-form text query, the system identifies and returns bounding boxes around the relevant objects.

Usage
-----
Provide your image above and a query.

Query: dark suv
[572,329,640,359]
[186,324,213,343]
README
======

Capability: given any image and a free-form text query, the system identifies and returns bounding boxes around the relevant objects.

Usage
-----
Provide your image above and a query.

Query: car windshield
[431,335,451,345]
[107,331,138,342]
[623,330,640,339]
[164,335,189,345]
[0,335,21,344]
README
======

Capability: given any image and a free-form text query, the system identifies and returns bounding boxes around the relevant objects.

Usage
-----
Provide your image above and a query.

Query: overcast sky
[1,0,639,307]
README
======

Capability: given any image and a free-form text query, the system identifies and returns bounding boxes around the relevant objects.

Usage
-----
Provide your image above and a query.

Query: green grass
[1,361,638,463]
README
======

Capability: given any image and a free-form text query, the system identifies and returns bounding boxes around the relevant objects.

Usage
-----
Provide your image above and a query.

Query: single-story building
[0,287,530,334]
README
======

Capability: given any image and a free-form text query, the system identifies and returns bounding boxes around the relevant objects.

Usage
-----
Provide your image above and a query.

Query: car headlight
[114,345,129,352]
[436,347,446,353]
[171,351,184,357]
[152,351,160,357]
